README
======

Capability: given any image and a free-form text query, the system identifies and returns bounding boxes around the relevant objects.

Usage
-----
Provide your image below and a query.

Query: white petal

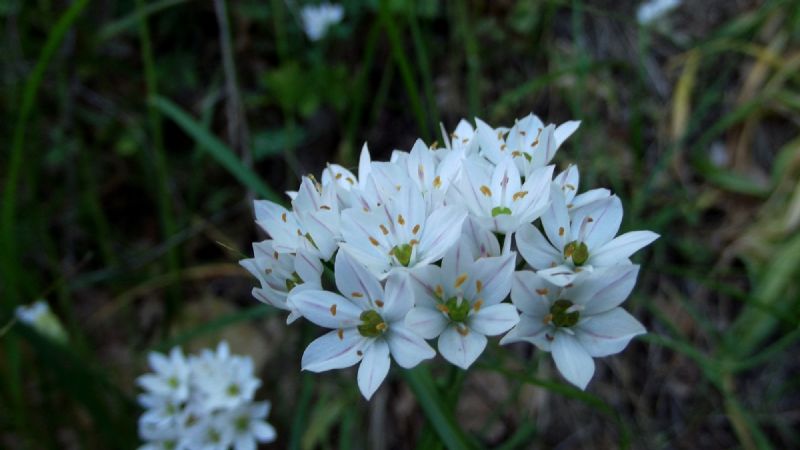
[574,196,622,249]
[554,120,580,148]
[551,332,595,390]
[386,324,436,368]
[570,188,611,210]
[510,271,553,317]
[438,325,487,370]
[381,272,414,322]
[442,239,475,291]
[541,184,570,251]
[462,216,501,257]
[408,264,443,308]
[516,223,561,270]
[358,143,372,189]
[554,164,580,203]
[468,304,519,336]
[302,329,367,372]
[294,249,323,287]
[334,249,384,307]
[465,252,515,305]
[338,243,390,279]
[252,421,277,442]
[405,307,449,339]
[288,290,362,328]
[499,317,552,350]
[536,265,578,287]
[569,265,640,315]
[357,339,391,400]
[417,206,467,264]
[576,308,646,357]
[589,231,659,266]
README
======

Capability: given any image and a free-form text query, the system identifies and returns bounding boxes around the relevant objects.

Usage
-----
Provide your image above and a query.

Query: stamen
[346,177,355,185]
[369,236,380,246]
[475,280,483,293]
[320,205,331,210]
[512,191,528,201]
[337,329,344,340]
[535,288,549,295]
[412,224,421,235]
[456,325,470,336]
[434,285,444,299]
[473,300,483,312]
[543,314,553,325]
[335,173,343,179]
[480,185,492,197]
[433,176,442,188]
[436,304,449,313]
[375,300,384,307]
[330,304,337,316]
[397,214,406,225]
[379,224,389,235]
[351,292,364,298]
[558,227,565,236]
[454,273,468,288]
[281,212,287,222]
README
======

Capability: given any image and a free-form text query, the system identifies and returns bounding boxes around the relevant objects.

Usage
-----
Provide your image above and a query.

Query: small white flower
[137,347,191,402]
[475,114,580,177]
[289,250,435,400]
[501,266,646,389]
[226,402,277,450]
[184,413,234,450]
[340,183,467,278]
[14,300,67,342]
[516,185,659,286]
[300,3,344,41]
[440,119,479,158]
[450,155,553,234]
[405,240,519,369]
[191,342,261,412]
[240,240,322,324]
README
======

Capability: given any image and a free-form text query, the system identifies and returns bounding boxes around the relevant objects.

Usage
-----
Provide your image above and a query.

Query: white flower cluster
[241,114,659,396]
[137,343,276,450]
[300,3,344,41]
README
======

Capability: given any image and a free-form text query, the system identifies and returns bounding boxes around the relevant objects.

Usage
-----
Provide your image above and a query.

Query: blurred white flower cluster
[242,114,658,396]
[137,342,276,450]
[300,3,344,41]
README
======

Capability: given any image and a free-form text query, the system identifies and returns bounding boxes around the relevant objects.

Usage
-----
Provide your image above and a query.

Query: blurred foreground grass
[1,0,799,448]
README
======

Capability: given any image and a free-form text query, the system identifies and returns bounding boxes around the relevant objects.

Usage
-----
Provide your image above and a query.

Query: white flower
[501,265,646,389]
[637,0,681,25]
[138,347,191,402]
[340,183,467,278]
[191,342,261,412]
[138,394,184,438]
[289,250,435,400]
[402,139,462,210]
[240,241,322,324]
[300,3,344,41]
[450,155,553,234]
[475,114,580,177]
[440,119,479,158]
[226,402,277,450]
[254,176,341,260]
[184,413,234,450]
[14,300,67,342]
[515,186,659,286]
[405,240,518,369]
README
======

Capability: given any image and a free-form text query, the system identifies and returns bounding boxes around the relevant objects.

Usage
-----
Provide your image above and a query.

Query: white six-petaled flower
[501,265,647,389]
[289,249,435,399]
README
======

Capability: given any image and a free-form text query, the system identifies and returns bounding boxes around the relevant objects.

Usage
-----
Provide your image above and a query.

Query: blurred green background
[2,0,800,448]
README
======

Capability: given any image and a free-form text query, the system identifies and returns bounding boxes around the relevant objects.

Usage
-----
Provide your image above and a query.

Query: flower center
[234,415,249,432]
[547,299,580,328]
[563,240,589,266]
[491,206,512,217]
[392,243,413,267]
[357,310,388,337]
[442,296,471,323]
[285,271,303,291]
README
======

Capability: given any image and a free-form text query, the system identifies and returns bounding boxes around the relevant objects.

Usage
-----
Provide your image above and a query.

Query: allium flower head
[137,343,275,450]
[501,266,646,389]
[300,3,344,41]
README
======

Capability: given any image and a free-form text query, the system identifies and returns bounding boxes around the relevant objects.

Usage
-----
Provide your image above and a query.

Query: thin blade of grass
[151,96,281,202]
[402,366,476,450]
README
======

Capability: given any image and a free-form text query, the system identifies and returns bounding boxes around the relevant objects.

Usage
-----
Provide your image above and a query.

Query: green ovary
[549,299,580,328]
[491,206,512,217]
[357,310,388,337]
[563,241,589,266]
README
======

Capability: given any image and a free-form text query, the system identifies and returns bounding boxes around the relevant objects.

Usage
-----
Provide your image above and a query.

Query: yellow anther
[375,300,384,307]
[456,325,470,336]
[379,224,389,235]
[480,185,492,197]
[558,227,565,236]
[475,280,483,293]
[473,300,484,312]
[369,236,380,246]
[543,314,554,325]
[535,288,549,296]
[281,212,287,222]
[412,224,421,235]
[512,191,528,201]
[455,273,468,289]
[397,214,406,225]
[335,173,343,179]
[337,329,344,340]
[330,304,337,316]
[433,176,442,188]
[436,304,449,313]
[351,292,364,298]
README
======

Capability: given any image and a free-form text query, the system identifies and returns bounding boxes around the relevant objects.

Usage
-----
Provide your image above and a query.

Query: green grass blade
[151,96,281,202]
[402,366,476,450]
